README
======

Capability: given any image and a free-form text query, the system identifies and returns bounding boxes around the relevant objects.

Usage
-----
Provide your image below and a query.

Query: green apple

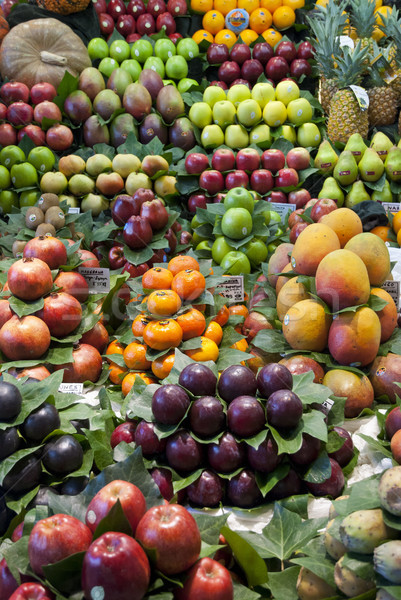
[27,146,56,174]
[109,40,131,63]
[10,162,38,189]
[297,122,321,147]
[263,101,287,127]
[201,124,224,149]
[98,57,119,78]
[221,207,253,240]
[212,236,234,264]
[165,55,188,79]
[286,98,313,125]
[87,37,109,61]
[0,145,25,169]
[189,102,213,128]
[121,59,142,81]
[263,209,281,226]
[249,123,271,148]
[0,190,18,215]
[275,80,300,105]
[0,165,10,190]
[251,83,275,109]
[177,78,198,93]
[191,214,201,229]
[281,124,297,144]
[131,40,153,63]
[192,230,208,245]
[196,240,212,252]
[225,124,249,149]
[224,187,254,214]
[19,190,41,207]
[267,241,280,253]
[220,250,251,275]
[154,39,176,62]
[144,56,165,78]
[203,86,226,107]
[162,80,176,86]
[227,84,251,108]
[244,238,268,266]
[212,101,236,129]
[236,99,262,128]
[176,38,199,60]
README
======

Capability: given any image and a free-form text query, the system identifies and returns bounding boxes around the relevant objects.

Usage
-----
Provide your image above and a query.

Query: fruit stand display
[1,0,401,597]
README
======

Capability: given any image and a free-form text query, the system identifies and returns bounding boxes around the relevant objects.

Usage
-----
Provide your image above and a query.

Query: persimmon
[185,336,219,362]
[142,267,173,291]
[171,269,206,301]
[143,319,183,351]
[123,342,151,371]
[176,308,206,340]
[168,255,200,276]
[151,351,175,379]
[147,289,182,317]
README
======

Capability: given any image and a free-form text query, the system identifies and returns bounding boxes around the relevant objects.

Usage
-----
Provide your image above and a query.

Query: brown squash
[0,18,91,88]
[0,16,9,44]
[37,0,91,15]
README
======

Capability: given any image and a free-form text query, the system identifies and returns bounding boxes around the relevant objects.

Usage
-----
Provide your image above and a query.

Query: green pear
[358,148,384,182]
[370,132,394,162]
[314,140,338,175]
[385,146,401,182]
[372,179,393,203]
[333,150,358,186]
[318,177,344,207]
[344,133,367,163]
[345,180,370,208]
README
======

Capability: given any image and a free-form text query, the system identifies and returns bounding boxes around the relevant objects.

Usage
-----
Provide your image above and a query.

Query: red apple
[6,102,33,127]
[230,78,251,88]
[288,188,311,209]
[275,167,299,188]
[156,12,176,33]
[175,557,233,600]
[265,56,289,81]
[9,583,53,600]
[18,125,46,146]
[241,59,264,84]
[28,514,92,576]
[137,13,156,35]
[250,169,274,194]
[266,190,287,203]
[30,83,57,105]
[82,532,150,600]
[230,43,251,65]
[218,61,241,85]
[288,208,305,228]
[199,170,225,195]
[304,198,319,210]
[207,43,230,65]
[289,221,308,243]
[188,193,208,212]
[311,198,337,222]
[297,41,314,60]
[117,14,136,36]
[135,504,201,575]
[275,40,297,63]
[107,0,126,19]
[99,12,115,34]
[0,104,6,120]
[209,80,228,90]
[236,148,260,171]
[127,0,145,17]
[286,147,310,170]
[252,42,274,65]
[0,558,18,600]
[185,152,209,174]
[242,310,273,342]
[261,149,285,172]
[211,148,236,172]
[85,479,146,534]
[291,58,312,78]
[0,82,30,105]
[110,422,136,448]
[0,123,17,146]
[167,0,187,15]
[169,32,183,43]
[225,169,249,189]
[127,32,141,42]
[93,0,107,14]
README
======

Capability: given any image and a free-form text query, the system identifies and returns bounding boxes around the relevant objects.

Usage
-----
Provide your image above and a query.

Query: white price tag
[78,267,110,294]
[349,85,369,111]
[216,276,244,303]
[383,202,401,213]
[68,207,80,214]
[382,280,400,309]
[59,383,84,394]
[321,398,334,414]
[338,35,354,50]
[269,202,296,218]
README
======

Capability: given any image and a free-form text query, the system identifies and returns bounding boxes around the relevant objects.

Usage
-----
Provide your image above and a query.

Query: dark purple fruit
[152,384,190,425]
[290,434,321,466]
[247,435,281,473]
[123,215,153,249]
[218,365,257,403]
[21,402,60,442]
[270,468,302,500]
[3,455,42,493]
[179,363,217,397]
[306,458,344,498]
[83,115,110,147]
[189,396,225,438]
[266,390,303,429]
[139,69,164,100]
[42,435,83,475]
[207,432,246,473]
[227,469,262,508]
[110,113,138,148]
[123,82,152,121]
[112,194,138,226]
[187,470,224,507]
[0,427,20,459]
[0,381,22,420]
[327,427,354,467]
[135,421,166,456]
[168,117,195,151]
[60,476,89,495]
[227,396,265,438]
[156,85,185,124]
[150,467,174,501]
[257,363,293,398]
[139,113,168,145]
[166,429,203,472]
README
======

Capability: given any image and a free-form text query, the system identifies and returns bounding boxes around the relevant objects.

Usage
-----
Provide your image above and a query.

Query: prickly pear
[376,589,397,600]
[379,466,401,516]
[296,567,336,600]
[324,519,347,560]
[328,495,349,519]
[340,509,397,554]
[374,540,401,584]
[334,556,375,597]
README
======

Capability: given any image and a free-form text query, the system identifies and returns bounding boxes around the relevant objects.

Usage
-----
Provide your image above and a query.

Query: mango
[290,223,340,276]
[344,232,391,285]
[283,299,332,352]
[328,307,381,367]
[369,353,401,402]
[319,207,363,247]
[370,288,398,342]
[276,278,310,322]
[323,369,374,418]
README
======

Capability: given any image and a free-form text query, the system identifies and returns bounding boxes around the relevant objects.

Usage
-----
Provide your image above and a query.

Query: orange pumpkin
[0,16,9,45]
[37,0,91,15]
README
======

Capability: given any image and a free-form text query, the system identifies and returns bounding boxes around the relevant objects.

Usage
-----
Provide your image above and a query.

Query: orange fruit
[282,0,304,8]
[191,0,213,11]
[122,372,155,397]
[238,0,259,12]
[204,321,223,345]
[370,225,392,243]
[228,304,249,318]
[214,29,238,47]
[123,342,151,371]
[147,289,182,317]
[151,351,175,380]
[142,267,173,291]
[212,304,229,326]
[375,5,392,26]
[202,9,225,33]
[272,4,295,29]
[214,0,236,15]
[108,364,128,385]
[397,228,401,247]
[262,26,282,45]
[171,269,206,301]
[260,0,281,11]
[105,340,124,365]
[239,28,259,44]
[192,29,214,43]
[132,314,153,338]
[392,211,401,235]
[231,337,249,352]
[176,308,206,340]
[249,7,272,32]
[143,319,183,351]
[168,255,200,276]
[185,336,219,362]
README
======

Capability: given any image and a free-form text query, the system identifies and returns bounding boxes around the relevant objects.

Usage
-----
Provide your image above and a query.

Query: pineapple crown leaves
[349,0,376,38]
[363,41,392,89]
[379,8,401,63]
[332,41,370,88]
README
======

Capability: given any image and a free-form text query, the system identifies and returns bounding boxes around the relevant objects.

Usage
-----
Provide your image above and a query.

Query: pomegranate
[242,311,273,342]
[0,315,51,360]
[36,292,82,337]
[7,257,53,301]
[23,236,68,270]
[79,321,109,353]
[54,343,103,383]
[0,299,12,328]
[78,249,100,268]
[17,365,51,380]
[53,271,89,303]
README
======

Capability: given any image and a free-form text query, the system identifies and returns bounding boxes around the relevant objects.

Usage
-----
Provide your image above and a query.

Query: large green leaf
[292,371,333,406]
[221,526,268,587]
[303,452,332,484]
[92,499,132,540]
[256,464,290,497]
[43,551,86,595]
[266,566,301,600]
[84,428,114,471]
[193,513,228,546]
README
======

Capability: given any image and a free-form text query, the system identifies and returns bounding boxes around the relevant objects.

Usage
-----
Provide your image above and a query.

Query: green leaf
[279,494,309,519]
[368,294,389,312]
[2,536,30,582]
[221,526,268,587]
[92,498,133,540]
[171,468,203,493]
[6,486,40,514]
[43,551,86,595]
[381,587,401,600]
[382,507,401,531]
[125,382,159,421]
[216,347,252,371]
[233,582,262,600]
[252,328,291,354]
[256,463,290,497]
[8,295,44,317]
[303,452,332,484]
[93,143,116,159]
[345,476,381,513]
[357,433,394,460]
[269,422,303,455]
[48,494,87,523]
[0,445,42,486]
[193,513,228,545]
[302,410,328,443]
[267,566,301,600]
[84,428,114,471]
[290,556,335,588]
[342,553,375,581]
[292,371,332,406]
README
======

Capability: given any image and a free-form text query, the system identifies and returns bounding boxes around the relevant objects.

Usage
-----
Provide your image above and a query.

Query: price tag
[216,276,244,303]
[382,280,400,309]
[338,35,354,50]
[78,267,110,294]
[59,383,84,394]
[349,85,369,111]
[321,398,334,414]
[269,202,297,218]
[68,207,80,214]
[383,202,401,213]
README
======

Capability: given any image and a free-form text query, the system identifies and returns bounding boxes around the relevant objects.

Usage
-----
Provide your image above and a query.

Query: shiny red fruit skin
[9,583,54,600]
[175,557,234,600]
[85,480,146,534]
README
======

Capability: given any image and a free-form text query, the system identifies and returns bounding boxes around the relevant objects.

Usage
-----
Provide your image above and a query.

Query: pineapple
[349,0,377,62]
[365,43,398,126]
[327,42,370,144]
[378,9,401,103]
